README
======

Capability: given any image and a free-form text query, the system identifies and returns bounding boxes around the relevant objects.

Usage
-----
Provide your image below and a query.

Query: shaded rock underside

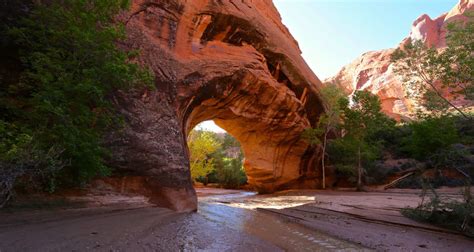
[105,0,326,211]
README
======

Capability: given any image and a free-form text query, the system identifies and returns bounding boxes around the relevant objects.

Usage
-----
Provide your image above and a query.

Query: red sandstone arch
[106,0,326,212]
[183,68,321,194]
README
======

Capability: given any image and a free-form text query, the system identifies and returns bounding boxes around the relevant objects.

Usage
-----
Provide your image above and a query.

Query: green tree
[327,136,379,186]
[401,115,459,160]
[303,85,345,189]
[188,130,221,181]
[441,14,474,102]
[335,90,395,190]
[391,13,473,119]
[1,0,153,188]
[216,157,247,189]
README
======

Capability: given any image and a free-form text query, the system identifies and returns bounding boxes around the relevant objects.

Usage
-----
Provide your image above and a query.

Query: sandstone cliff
[327,0,473,120]
[106,0,325,211]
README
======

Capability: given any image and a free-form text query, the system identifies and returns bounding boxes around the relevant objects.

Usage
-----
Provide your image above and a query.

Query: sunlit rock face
[106,0,325,211]
[327,0,473,121]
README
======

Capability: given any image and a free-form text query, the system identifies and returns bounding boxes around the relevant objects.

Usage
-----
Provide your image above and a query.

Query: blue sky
[199,0,458,132]
[273,0,458,80]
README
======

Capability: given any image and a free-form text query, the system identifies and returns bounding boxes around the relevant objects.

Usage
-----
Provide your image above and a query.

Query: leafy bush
[188,129,247,189]
[324,90,395,189]
[328,136,379,183]
[399,118,474,235]
[0,121,68,207]
[0,0,153,203]
[401,116,459,160]
[402,184,474,237]
[216,158,247,189]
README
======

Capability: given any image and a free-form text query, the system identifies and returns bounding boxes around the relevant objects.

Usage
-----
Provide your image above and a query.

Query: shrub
[401,116,459,160]
[402,183,474,237]
[216,158,247,189]
[0,0,153,206]
[0,121,68,207]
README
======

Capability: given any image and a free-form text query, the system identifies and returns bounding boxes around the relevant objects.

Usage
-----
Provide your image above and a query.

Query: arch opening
[107,0,329,211]
[187,121,248,190]
[181,69,324,193]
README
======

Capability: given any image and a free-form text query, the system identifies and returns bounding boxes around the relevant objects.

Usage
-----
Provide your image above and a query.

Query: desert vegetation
[188,129,247,189]
[1,0,474,250]
[0,0,152,207]
[305,14,473,235]
[305,87,473,234]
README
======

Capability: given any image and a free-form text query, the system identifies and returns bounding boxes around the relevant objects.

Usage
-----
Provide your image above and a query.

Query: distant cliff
[326,0,473,120]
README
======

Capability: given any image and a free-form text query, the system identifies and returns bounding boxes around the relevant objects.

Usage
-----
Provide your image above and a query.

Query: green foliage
[303,85,345,146]
[401,116,459,160]
[302,127,324,146]
[391,40,442,110]
[327,136,379,181]
[0,121,69,207]
[383,114,473,189]
[0,121,33,162]
[341,90,396,140]
[327,90,395,189]
[188,129,247,189]
[402,182,474,237]
[391,13,473,118]
[318,84,346,131]
[442,13,474,101]
[303,85,346,188]
[216,158,247,189]
[456,116,474,145]
[1,0,153,190]
[188,130,221,180]
[324,16,474,192]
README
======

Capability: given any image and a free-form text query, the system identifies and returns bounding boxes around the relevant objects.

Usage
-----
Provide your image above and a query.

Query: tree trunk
[321,129,329,189]
[420,73,471,119]
[429,83,470,119]
[357,145,362,191]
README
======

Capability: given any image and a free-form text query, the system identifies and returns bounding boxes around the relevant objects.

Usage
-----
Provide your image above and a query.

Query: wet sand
[0,189,362,251]
[216,188,474,251]
[0,205,285,251]
[1,188,473,251]
[198,190,364,251]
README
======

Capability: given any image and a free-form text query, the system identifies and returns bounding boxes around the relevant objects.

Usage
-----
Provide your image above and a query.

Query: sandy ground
[214,188,474,251]
[0,202,283,251]
[0,189,362,251]
[1,187,473,251]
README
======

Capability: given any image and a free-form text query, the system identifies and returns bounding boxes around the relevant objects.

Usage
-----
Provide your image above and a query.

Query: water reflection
[198,190,370,251]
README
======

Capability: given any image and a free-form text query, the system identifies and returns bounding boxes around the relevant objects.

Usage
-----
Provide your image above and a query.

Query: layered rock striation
[106,0,325,211]
[327,0,473,120]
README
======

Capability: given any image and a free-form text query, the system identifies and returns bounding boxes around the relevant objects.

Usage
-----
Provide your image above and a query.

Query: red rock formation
[106,0,325,211]
[327,0,473,120]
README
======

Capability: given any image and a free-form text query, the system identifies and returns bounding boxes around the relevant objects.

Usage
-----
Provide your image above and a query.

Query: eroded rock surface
[327,0,473,120]
[106,0,325,211]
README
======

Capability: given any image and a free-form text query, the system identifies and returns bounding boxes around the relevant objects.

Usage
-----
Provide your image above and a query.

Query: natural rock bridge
[106,0,326,212]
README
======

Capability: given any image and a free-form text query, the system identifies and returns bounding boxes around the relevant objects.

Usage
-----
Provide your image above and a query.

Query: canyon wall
[327,0,473,120]
[106,0,325,211]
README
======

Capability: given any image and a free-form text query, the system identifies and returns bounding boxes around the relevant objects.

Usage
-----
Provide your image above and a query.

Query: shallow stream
[196,189,368,251]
